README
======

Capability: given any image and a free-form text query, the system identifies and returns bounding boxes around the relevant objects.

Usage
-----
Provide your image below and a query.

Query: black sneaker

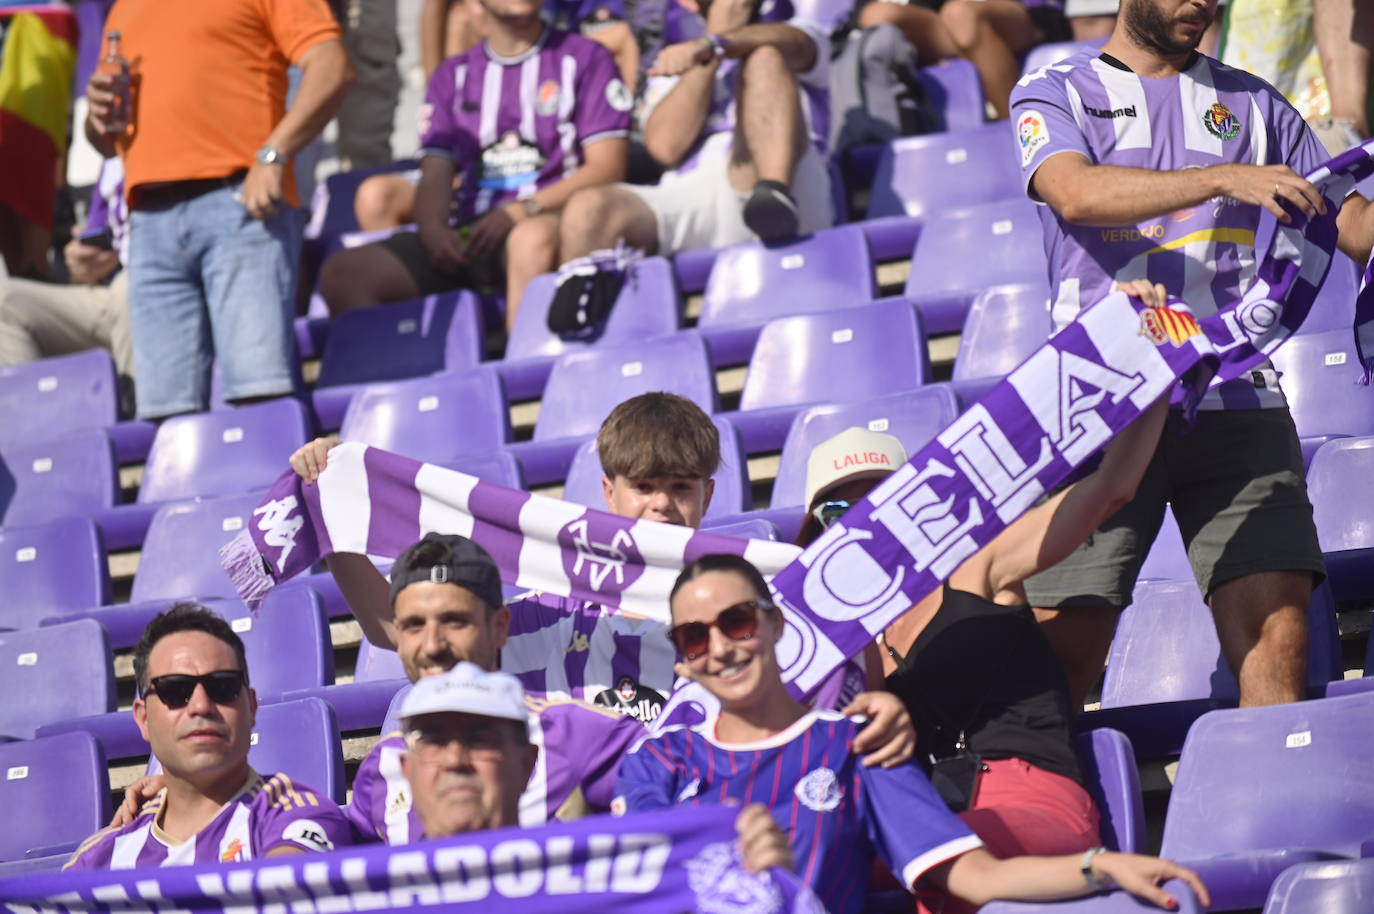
[743,180,801,243]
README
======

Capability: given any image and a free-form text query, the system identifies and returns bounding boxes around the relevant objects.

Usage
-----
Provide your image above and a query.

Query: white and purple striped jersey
[346,693,644,842]
[615,710,982,914]
[1012,49,1329,409]
[64,771,351,870]
[418,28,632,224]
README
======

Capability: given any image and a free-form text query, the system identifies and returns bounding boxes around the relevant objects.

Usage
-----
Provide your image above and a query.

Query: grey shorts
[1023,408,1326,608]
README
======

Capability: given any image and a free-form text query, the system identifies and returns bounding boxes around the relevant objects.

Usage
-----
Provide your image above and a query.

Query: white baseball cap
[398,662,529,735]
[803,426,909,510]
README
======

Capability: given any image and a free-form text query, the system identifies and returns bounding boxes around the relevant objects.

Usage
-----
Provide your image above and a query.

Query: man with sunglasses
[68,604,352,869]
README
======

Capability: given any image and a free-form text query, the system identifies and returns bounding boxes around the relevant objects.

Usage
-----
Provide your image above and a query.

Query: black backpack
[827,22,939,154]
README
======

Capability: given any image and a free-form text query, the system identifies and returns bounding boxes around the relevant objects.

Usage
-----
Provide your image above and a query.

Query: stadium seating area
[4,21,1374,913]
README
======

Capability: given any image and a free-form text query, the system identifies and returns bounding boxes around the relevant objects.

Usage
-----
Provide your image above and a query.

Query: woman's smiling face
[670,569,783,707]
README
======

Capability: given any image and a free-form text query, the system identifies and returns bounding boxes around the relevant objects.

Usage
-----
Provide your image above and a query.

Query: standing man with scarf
[1011,0,1374,709]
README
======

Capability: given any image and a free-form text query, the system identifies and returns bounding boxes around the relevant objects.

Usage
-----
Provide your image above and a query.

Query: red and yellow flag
[0,7,77,229]
[1139,305,1204,346]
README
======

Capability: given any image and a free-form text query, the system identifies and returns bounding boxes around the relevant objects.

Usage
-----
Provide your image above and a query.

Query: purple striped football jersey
[419,28,631,224]
[346,693,645,842]
[614,710,982,914]
[1012,49,1329,409]
[64,771,351,870]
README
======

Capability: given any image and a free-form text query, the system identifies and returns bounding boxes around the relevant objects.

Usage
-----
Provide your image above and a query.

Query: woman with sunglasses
[616,547,1205,914]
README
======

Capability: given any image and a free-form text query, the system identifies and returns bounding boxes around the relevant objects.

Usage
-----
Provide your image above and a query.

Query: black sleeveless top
[884,584,1083,785]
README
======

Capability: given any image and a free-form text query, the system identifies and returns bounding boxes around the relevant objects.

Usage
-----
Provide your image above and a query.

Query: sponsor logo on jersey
[536,79,560,116]
[610,795,627,816]
[478,130,546,190]
[387,790,410,817]
[594,677,667,723]
[794,767,842,813]
[1202,101,1241,140]
[219,837,246,863]
[1083,103,1136,119]
[1017,110,1050,167]
[1139,306,1203,345]
[605,78,634,113]
[282,819,334,852]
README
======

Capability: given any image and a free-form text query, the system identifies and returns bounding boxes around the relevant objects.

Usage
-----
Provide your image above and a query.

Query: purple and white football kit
[65,771,351,870]
[615,710,982,914]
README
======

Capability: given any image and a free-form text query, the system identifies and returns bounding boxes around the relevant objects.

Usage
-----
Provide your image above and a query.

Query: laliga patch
[1202,102,1241,140]
[282,819,335,852]
[794,767,842,812]
[1016,110,1050,167]
[605,78,634,113]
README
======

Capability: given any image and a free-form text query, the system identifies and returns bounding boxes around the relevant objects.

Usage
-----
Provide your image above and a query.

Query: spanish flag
[0,7,77,229]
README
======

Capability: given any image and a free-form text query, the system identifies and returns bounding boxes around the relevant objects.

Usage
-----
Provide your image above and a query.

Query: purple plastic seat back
[701,517,781,541]
[380,682,415,737]
[913,58,985,132]
[0,517,110,629]
[1021,39,1094,74]
[0,428,118,528]
[507,257,681,361]
[0,620,114,739]
[1075,728,1145,853]
[740,299,930,412]
[248,698,346,803]
[1307,436,1374,553]
[445,449,525,488]
[979,881,1205,914]
[339,367,510,465]
[357,638,407,682]
[1101,578,1342,708]
[867,123,1022,219]
[131,492,269,602]
[316,290,485,390]
[699,226,876,329]
[1162,691,1374,862]
[904,197,1048,310]
[535,333,718,441]
[562,416,748,520]
[1293,250,1360,333]
[770,385,961,509]
[138,399,310,505]
[0,350,120,450]
[952,282,1053,381]
[1270,329,1374,440]
[1136,507,1191,581]
[1263,859,1374,914]
[219,586,333,700]
[0,731,110,862]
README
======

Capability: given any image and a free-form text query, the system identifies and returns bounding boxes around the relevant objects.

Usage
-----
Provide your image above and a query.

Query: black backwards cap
[388,532,504,610]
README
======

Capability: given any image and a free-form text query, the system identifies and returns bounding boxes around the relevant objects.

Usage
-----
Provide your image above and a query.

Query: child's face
[602,474,715,528]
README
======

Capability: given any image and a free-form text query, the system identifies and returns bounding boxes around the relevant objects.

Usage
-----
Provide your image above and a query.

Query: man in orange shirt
[84,0,354,420]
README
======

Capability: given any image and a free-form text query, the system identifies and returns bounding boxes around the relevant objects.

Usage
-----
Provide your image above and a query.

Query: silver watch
[256,145,284,166]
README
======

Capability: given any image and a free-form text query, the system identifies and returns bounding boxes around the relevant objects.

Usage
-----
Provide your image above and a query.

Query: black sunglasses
[145,670,247,709]
[666,600,769,660]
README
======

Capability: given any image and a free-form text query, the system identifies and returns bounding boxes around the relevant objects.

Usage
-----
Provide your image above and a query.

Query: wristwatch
[1080,846,1112,890]
[521,196,544,218]
[256,145,284,166]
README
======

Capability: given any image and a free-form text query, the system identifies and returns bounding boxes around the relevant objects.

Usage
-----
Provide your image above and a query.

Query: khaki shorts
[1023,408,1326,608]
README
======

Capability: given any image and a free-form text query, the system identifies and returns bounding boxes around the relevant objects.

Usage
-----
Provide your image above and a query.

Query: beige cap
[803,426,909,510]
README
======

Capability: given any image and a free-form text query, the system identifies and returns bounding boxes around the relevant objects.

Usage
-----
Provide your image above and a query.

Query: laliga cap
[803,426,908,510]
[389,532,504,609]
[399,662,529,735]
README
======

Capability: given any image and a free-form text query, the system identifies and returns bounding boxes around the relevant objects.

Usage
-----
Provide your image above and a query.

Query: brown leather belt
[130,171,247,211]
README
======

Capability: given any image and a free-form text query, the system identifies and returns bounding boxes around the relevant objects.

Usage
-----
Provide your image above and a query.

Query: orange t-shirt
[106,0,340,207]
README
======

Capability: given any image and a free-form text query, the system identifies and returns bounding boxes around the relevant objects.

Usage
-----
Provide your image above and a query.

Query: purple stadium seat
[1308,435,1374,599]
[227,587,333,702]
[952,282,1052,381]
[561,416,749,520]
[1021,39,1095,74]
[1084,578,1343,757]
[698,226,877,366]
[0,620,114,739]
[914,58,985,132]
[1159,692,1374,911]
[0,350,120,450]
[702,517,782,541]
[133,492,270,603]
[726,299,931,453]
[1136,507,1191,582]
[978,881,1205,914]
[1270,328,1374,440]
[500,257,682,400]
[247,698,346,803]
[0,732,109,866]
[0,517,110,630]
[380,681,414,736]
[445,448,525,488]
[313,291,486,429]
[706,507,804,544]
[0,428,118,529]
[338,367,510,466]
[1263,859,1374,914]
[302,159,419,264]
[867,123,1022,220]
[1294,250,1360,333]
[1075,728,1145,854]
[770,385,962,510]
[904,197,1048,335]
[280,635,408,734]
[507,332,719,485]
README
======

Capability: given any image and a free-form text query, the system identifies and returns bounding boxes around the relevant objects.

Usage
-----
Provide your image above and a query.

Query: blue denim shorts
[128,182,300,418]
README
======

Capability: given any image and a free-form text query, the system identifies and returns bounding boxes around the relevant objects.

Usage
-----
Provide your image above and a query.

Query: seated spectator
[554,0,835,271]
[0,159,133,400]
[615,552,1208,914]
[66,604,352,869]
[319,0,632,332]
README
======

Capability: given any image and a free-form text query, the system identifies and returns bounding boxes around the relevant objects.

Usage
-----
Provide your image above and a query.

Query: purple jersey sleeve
[580,707,645,810]
[418,58,465,161]
[1010,62,1092,197]
[344,743,387,842]
[573,41,632,145]
[252,774,354,855]
[613,733,681,812]
[857,761,982,889]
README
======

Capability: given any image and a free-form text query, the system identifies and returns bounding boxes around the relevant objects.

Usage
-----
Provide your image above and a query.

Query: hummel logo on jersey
[1083,103,1136,119]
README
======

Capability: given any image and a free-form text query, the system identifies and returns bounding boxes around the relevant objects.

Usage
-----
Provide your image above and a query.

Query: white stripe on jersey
[1051,276,1082,329]
[1088,57,1151,150]
[111,824,153,869]
[1248,95,1268,165]
[518,54,540,159]
[559,54,579,178]
[1182,237,1221,313]
[520,708,550,826]
[476,60,505,215]
[1179,59,1222,156]
[379,743,413,844]
[221,804,253,862]
[1064,80,1087,133]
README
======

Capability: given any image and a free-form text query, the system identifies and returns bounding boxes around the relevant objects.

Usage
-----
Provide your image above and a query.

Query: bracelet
[706,32,728,58]
[1080,846,1112,890]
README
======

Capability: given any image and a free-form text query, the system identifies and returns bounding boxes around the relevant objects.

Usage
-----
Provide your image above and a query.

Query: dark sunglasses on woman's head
[666,600,770,660]
[145,670,247,709]
[812,499,852,530]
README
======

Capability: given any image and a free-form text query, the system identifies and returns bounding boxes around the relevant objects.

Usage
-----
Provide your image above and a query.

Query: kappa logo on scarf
[253,495,304,564]
[559,514,646,594]
[1139,306,1204,345]
[686,841,784,914]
